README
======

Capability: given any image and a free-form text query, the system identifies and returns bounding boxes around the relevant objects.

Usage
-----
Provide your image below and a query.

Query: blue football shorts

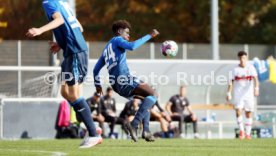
[110,75,142,98]
[61,51,88,86]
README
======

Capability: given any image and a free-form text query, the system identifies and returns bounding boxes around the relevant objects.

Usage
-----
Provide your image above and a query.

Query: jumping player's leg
[61,83,97,137]
[142,111,150,133]
[64,83,79,102]
[123,83,156,142]
[61,52,97,138]
[60,83,69,100]
[141,111,155,142]
[131,83,157,129]
[68,84,97,137]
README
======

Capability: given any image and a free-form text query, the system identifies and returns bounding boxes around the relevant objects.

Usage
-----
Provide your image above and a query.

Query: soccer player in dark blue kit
[93,20,159,142]
[26,0,101,148]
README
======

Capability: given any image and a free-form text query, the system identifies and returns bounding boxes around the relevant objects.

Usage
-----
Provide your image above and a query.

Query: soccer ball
[161,40,178,57]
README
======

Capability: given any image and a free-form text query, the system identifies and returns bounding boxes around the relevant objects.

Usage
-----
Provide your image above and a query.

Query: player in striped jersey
[226,51,259,140]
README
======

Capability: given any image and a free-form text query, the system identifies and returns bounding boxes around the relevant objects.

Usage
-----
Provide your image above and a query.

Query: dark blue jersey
[93,34,151,87]
[42,0,87,57]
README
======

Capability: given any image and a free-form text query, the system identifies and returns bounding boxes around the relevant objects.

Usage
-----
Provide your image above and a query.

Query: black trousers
[171,114,198,134]
[104,115,128,135]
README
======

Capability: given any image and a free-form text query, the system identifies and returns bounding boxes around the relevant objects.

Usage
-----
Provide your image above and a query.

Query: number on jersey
[104,44,117,71]
[59,1,80,29]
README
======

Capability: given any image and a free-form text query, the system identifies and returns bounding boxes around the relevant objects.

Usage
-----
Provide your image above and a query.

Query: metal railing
[1,41,276,67]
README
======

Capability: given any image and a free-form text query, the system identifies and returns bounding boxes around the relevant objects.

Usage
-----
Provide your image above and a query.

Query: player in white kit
[226,51,259,140]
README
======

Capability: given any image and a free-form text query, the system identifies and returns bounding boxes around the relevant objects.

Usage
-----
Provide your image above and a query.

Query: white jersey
[231,63,257,101]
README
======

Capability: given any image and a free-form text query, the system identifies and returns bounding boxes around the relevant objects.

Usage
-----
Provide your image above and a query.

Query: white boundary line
[0,148,67,156]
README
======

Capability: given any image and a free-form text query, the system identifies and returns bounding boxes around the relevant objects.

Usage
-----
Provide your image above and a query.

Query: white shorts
[234,98,255,112]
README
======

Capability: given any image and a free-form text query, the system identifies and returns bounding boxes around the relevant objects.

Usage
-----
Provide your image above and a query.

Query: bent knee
[160,118,167,123]
[146,95,157,103]
[60,90,68,99]
[151,90,158,98]
[66,94,79,102]
[191,114,197,121]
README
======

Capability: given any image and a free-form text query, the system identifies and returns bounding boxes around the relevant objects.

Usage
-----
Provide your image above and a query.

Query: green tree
[0,0,49,40]
[219,0,271,43]
[1,0,276,44]
[233,0,276,44]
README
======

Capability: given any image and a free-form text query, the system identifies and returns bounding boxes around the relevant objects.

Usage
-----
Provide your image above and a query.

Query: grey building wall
[1,100,60,139]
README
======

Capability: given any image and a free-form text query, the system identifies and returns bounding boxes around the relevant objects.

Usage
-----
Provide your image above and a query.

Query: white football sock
[245,118,253,136]
[237,116,244,132]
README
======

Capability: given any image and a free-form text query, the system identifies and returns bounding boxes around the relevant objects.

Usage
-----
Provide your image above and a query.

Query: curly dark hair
[112,20,131,35]
[237,51,247,57]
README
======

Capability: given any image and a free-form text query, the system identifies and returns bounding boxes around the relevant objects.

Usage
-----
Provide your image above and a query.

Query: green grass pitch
[0,139,275,156]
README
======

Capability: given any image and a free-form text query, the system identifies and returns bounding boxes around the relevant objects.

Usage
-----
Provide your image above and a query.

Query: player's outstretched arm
[26,12,64,37]
[118,29,159,51]
[150,29,159,38]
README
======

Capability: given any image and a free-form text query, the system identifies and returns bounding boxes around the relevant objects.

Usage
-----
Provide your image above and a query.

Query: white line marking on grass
[0,148,67,156]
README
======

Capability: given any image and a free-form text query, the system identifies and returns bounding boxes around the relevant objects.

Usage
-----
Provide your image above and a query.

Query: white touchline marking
[0,148,67,156]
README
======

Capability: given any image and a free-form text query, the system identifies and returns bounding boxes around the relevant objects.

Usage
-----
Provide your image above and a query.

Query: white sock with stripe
[237,116,244,132]
[245,118,253,136]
